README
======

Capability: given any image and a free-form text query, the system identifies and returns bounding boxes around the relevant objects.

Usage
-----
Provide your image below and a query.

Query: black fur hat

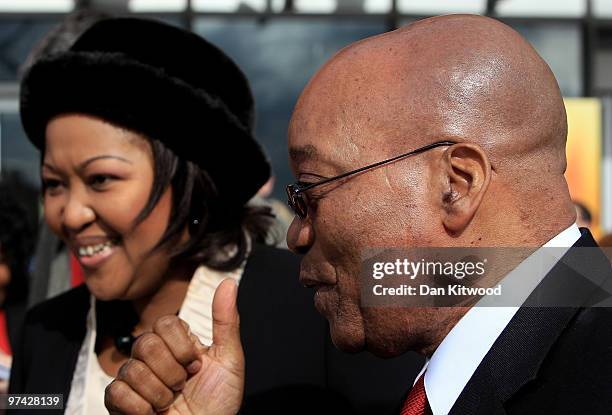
[20,17,270,206]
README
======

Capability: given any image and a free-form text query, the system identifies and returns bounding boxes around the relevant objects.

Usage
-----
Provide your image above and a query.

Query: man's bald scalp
[293,15,568,177]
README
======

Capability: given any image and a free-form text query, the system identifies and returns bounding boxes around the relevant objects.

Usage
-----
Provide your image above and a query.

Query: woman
[10,17,343,414]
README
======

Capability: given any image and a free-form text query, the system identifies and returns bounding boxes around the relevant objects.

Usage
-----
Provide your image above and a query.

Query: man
[105,14,612,415]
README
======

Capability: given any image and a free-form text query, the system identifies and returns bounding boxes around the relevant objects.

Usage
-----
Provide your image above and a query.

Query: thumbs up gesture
[105,279,245,415]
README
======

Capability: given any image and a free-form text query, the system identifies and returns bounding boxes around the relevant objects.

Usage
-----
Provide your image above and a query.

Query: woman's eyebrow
[41,155,133,174]
[78,155,133,171]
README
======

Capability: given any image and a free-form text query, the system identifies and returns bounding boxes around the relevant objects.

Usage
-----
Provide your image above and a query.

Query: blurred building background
[0,0,610,234]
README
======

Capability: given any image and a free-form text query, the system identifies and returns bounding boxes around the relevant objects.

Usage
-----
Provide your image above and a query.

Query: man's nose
[61,191,95,233]
[287,216,314,255]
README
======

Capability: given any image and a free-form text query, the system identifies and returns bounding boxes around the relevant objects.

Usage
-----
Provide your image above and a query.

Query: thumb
[212,278,241,352]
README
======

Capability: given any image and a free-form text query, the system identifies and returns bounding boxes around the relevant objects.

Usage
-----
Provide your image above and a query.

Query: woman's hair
[134,137,276,271]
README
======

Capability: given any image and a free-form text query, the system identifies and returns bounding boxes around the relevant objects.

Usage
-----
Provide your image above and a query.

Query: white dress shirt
[417,223,581,415]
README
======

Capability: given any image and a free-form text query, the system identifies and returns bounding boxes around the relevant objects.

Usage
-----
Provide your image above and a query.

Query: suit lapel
[450,229,610,414]
[448,364,507,415]
[450,306,578,415]
[59,291,90,401]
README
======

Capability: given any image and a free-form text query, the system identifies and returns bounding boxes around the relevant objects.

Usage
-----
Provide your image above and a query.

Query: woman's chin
[85,279,130,301]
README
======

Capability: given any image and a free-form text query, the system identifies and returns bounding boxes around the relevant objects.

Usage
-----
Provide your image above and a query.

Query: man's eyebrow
[289,145,319,164]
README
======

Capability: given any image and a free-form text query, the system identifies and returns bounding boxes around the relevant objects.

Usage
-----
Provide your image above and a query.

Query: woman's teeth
[78,241,114,257]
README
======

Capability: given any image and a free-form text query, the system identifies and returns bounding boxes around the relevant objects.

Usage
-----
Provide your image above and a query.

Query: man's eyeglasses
[286,140,456,219]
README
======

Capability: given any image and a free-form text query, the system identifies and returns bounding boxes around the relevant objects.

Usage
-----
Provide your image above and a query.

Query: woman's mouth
[75,240,118,269]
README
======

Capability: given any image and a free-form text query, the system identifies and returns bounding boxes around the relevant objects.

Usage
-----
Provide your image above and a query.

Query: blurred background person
[250,176,293,248]
[574,200,593,229]
[18,8,110,308]
[0,174,36,393]
[598,233,612,263]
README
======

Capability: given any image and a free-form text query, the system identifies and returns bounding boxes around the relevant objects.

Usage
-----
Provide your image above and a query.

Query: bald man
[106,15,612,415]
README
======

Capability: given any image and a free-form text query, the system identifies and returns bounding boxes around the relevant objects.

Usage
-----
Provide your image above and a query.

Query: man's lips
[299,261,336,288]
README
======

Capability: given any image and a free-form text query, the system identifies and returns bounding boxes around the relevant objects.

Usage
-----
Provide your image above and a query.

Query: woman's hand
[105,279,245,415]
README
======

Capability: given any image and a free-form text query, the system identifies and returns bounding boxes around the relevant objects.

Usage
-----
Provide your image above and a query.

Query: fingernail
[171,380,186,392]
[187,359,202,374]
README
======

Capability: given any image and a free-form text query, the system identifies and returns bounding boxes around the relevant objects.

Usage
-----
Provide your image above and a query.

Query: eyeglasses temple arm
[297,140,457,193]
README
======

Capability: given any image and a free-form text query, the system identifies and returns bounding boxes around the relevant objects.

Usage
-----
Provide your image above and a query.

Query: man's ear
[440,143,491,234]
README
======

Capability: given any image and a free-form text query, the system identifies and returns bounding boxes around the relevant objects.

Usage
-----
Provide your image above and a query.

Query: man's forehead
[289,44,440,142]
[289,84,401,172]
[288,133,360,173]
[288,144,318,165]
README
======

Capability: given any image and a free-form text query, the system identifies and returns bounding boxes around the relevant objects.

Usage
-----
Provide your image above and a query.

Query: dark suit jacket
[9,243,422,414]
[442,229,612,415]
[4,300,26,354]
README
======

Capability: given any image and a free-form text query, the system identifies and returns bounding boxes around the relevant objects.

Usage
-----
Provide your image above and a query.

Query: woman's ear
[440,143,492,234]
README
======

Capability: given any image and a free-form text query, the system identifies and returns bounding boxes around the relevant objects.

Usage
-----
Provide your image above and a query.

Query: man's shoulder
[452,306,612,414]
[504,307,612,413]
[547,306,612,364]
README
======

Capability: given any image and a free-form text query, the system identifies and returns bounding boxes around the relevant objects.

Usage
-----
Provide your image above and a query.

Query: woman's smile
[43,114,175,301]
[70,235,120,270]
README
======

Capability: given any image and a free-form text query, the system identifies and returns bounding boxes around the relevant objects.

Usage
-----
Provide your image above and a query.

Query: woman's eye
[88,174,115,189]
[42,178,63,194]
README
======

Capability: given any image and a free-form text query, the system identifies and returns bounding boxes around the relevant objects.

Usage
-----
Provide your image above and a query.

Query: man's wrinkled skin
[106,14,576,414]
[286,13,572,358]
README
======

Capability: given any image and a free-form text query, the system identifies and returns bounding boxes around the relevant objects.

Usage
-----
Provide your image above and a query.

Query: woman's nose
[61,192,95,233]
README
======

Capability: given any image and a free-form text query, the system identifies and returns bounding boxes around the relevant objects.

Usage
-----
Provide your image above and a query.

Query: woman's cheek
[43,198,63,236]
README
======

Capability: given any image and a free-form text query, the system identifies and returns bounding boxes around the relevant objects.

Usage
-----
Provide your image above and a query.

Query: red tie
[400,374,431,415]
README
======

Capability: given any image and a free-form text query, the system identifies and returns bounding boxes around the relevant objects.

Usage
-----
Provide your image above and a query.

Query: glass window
[510,22,583,97]
[0,113,40,189]
[594,50,612,93]
[193,0,268,12]
[363,0,392,13]
[128,0,186,12]
[398,0,484,15]
[496,0,585,17]
[293,0,337,13]
[593,0,612,18]
[0,0,73,12]
[0,21,59,81]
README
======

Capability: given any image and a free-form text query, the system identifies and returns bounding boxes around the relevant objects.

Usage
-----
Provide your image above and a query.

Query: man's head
[286,14,576,357]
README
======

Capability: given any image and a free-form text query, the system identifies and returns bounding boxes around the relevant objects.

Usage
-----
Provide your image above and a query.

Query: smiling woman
[41,115,176,302]
[7,17,342,415]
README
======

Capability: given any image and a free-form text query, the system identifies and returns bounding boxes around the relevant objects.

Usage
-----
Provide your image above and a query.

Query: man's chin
[328,325,366,353]
[365,342,408,358]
